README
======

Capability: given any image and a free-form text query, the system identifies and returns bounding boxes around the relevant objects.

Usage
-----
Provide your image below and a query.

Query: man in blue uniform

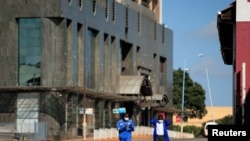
[150,114,171,141]
[116,113,135,141]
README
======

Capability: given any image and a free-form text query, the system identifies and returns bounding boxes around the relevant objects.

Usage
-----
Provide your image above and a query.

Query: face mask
[158,120,163,123]
[124,117,129,121]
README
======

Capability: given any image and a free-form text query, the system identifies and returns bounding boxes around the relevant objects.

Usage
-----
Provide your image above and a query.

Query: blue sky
[162,0,234,106]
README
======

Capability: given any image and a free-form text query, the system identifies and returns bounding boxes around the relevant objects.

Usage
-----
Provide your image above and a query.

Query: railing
[0,123,20,141]
[0,122,47,141]
[93,126,194,140]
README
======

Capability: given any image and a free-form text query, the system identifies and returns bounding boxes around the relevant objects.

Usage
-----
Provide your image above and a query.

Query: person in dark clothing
[150,114,171,141]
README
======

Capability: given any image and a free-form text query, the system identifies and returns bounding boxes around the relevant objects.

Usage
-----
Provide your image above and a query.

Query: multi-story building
[0,0,173,139]
[217,0,250,125]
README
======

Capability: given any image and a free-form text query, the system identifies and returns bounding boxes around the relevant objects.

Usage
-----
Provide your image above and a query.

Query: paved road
[62,136,208,141]
[94,137,208,141]
[133,137,207,141]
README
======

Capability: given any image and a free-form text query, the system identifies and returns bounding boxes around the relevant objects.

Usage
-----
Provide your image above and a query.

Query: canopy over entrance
[119,75,152,96]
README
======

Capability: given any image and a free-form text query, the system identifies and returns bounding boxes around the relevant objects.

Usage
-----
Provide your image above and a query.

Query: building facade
[0,0,173,139]
[173,106,233,127]
[217,0,250,125]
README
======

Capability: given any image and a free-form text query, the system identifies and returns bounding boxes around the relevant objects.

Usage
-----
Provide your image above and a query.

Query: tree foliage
[201,115,233,126]
[173,68,207,121]
[216,115,233,124]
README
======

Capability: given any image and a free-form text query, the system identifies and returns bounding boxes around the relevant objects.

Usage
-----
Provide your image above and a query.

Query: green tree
[201,115,233,126]
[216,115,233,124]
[173,68,207,121]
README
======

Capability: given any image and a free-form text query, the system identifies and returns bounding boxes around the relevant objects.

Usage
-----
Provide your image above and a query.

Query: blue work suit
[150,118,171,141]
[116,119,135,141]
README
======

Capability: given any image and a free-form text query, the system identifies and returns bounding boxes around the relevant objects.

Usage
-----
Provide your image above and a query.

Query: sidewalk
[63,135,153,141]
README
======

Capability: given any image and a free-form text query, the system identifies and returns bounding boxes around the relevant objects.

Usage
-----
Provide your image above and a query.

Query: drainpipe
[242,62,246,124]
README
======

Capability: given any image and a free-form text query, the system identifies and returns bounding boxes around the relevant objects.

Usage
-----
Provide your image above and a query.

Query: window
[79,0,83,10]
[137,11,141,34]
[159,57,166,92]
[105,0,109,20]
[125,6,129,33]
[92,0,97,14]
[112,0,116,22]
[142,0,149,7]
[68,0,72,6]
[18,18,41,86]
[86,29,98,88]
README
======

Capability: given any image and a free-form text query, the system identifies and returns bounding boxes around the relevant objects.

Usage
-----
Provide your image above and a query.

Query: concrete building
[0,0,174,140]
[217,0,250,125]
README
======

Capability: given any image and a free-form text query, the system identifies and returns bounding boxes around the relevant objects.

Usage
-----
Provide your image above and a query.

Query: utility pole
[181,60,188,135]
[83,19,87,141]
[205,68,215,122]
[198,53,215,122]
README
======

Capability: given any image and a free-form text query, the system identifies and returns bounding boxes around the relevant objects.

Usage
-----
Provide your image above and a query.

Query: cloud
[191,57,232,78]
[196,19,219,39]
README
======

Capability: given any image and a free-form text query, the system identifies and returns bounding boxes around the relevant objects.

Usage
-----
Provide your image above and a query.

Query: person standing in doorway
[150,114,171,141]
[116,113,135,141]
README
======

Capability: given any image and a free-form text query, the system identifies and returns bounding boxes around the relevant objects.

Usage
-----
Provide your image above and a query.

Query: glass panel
[27,48,40,56]
[25,56,40,65]
[19,56,26,65]
[18,18,41,86]
[86,29,93,88]
[26,38,40,47]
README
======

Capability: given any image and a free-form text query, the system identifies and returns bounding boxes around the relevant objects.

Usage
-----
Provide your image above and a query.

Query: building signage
[118,107,126,113]
[176,115,182,122]
[112,108,119,114]
[112,107,126,114]
[79,108,93,115]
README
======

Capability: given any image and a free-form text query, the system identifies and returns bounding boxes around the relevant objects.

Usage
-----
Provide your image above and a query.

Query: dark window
[112,0,116,22]
[18,18,41,86]
[142,0,149,7]
[86,29,98,88]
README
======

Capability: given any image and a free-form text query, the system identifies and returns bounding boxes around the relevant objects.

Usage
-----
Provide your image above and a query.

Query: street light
[181,60,188,134]
[198,54,215,122]
[83,19,87,141]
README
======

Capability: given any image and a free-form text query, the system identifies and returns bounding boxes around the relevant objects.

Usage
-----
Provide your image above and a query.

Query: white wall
[236,0,250,21]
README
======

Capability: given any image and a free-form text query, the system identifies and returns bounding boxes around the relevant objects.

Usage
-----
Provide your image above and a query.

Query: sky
[162,0,234,106]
